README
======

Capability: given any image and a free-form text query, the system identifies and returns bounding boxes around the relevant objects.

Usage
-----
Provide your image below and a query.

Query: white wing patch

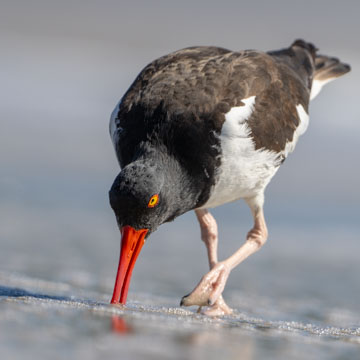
[202,96,280,208]
[283,104,309,157]
[224,96,256,127]
[201,97,310,209]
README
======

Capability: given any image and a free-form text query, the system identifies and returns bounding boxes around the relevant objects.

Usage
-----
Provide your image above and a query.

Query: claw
[180,294,191,307]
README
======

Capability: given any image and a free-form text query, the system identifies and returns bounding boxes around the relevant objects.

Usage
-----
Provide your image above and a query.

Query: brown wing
[115,43,314,164]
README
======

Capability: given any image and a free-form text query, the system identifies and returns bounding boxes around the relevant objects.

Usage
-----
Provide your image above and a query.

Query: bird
[108,39,350,316]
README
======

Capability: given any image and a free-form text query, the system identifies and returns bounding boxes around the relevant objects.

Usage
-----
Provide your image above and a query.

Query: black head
[109,150,204,305]
[109,161,170,233]
[109,157,197,305]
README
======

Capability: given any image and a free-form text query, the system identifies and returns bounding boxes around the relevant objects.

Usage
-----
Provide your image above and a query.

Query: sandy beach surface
[1,217,360,360]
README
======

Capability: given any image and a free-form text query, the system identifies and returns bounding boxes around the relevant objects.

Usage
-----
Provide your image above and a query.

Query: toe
[180,290,209,307]
[201,296,233,316]
[202,304,232,316]
[180,263,230,308]
[202,306,226,316]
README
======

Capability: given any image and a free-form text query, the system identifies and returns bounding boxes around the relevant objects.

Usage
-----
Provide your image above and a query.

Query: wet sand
[1,221,360,360]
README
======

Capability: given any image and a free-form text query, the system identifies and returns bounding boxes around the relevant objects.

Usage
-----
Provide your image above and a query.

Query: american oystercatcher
[109,40,350,316]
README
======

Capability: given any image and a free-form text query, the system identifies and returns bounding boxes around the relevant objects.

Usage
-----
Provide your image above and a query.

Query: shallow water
[1,214,360,360]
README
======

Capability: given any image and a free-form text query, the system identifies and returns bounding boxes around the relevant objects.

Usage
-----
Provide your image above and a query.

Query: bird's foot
[180,262,230,309]
[197,295,233,316]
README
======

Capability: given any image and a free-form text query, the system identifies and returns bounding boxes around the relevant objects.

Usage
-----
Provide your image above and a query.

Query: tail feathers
[314,55,351,81]
[288,39,350,100]
[310,54,351,100]
[291,39,318,60]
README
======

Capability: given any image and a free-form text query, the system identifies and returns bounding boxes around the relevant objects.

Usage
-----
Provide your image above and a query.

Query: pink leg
[191,209,232,315]
[195,208,218,269]
[181,195,268,316]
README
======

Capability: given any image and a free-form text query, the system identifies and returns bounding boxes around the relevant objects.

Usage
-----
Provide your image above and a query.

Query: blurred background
[0,1,359,353]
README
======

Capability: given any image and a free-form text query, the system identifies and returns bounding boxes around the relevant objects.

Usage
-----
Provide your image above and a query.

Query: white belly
[201,96,309,209]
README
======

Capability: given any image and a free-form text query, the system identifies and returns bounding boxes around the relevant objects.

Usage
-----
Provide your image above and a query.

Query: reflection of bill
[111,315,131,334]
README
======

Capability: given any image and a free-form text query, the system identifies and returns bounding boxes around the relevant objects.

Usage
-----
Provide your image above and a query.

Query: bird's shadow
[0,285,77,302]
[1,284,132,335]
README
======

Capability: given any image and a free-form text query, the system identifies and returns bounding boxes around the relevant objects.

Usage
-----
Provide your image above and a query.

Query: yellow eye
[147,194,159,208]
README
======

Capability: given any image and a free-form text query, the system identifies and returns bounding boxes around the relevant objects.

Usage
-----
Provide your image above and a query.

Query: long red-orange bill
[111,225,148,305]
